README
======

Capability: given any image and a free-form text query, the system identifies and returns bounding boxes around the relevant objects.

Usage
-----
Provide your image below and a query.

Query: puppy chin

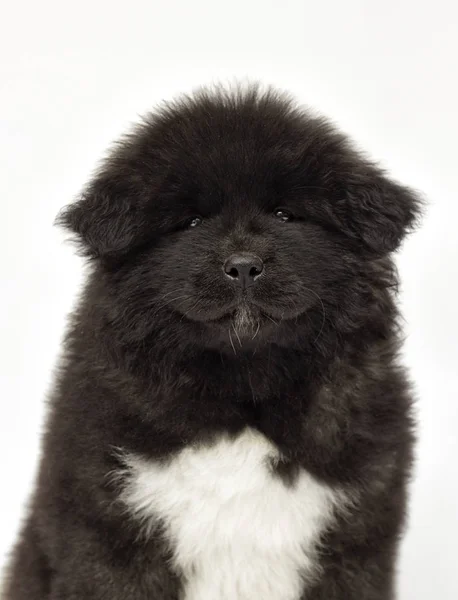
[232,304,261,339]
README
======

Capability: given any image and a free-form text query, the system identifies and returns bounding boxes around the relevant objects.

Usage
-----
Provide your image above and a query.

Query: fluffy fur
[119,428,348,600]
[3,85,421,599]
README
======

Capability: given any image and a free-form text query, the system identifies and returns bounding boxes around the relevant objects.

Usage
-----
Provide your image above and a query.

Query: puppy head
[58,86,421,349]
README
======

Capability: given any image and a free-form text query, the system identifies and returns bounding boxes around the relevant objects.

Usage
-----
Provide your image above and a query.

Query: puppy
[4,85,420,599]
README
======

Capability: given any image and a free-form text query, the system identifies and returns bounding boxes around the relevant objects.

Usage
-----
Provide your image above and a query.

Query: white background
[1,1,457,598]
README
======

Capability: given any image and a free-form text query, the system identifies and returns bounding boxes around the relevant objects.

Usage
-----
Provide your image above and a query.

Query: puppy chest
[120,428,343,600]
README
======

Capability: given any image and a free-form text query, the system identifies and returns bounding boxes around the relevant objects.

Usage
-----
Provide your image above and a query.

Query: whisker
[180,297,206,322]
[302,286,327,345]
[228,328,237,355]
[151,295,191,318]
[265,314,280,326]
[149,288,188,307]
[232,323,242,348]
[251,320,261,341]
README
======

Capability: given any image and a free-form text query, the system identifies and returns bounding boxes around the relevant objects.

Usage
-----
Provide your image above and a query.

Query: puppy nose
[223,253,264,289]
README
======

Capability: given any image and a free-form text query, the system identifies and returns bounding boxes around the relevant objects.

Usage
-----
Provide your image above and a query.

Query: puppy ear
[55,123,162,260]
[56,176,148,259]
[342,166,422,256]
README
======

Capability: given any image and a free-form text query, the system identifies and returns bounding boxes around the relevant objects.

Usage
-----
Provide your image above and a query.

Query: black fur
[3,85,421,599]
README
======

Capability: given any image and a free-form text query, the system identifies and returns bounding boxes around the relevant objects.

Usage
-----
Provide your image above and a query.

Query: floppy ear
[339,165,422,256]
[55,114,168,260]
[56,175,150,259]
[55,124,164,260]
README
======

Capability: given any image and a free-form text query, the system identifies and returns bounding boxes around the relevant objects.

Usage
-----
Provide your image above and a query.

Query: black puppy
[4,86,420,599]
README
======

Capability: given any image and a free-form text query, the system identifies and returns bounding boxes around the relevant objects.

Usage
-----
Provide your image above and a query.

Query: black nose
[223,253,264,289]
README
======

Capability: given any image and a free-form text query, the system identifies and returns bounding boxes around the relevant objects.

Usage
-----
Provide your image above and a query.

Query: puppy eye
[188,216,203,228]
[273,208,292,222]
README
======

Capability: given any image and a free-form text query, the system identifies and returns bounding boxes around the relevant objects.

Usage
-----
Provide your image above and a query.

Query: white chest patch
[119,428,346,600]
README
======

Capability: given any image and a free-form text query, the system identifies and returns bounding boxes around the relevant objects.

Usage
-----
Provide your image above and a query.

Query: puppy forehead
[156,186,275,220]
[155,154,286,217]
[151,97,312,176]
[143,94,341,217]
[155,146,310,216]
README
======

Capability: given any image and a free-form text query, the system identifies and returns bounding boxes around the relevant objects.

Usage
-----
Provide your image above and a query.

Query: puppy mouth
[212,304,261,324]
[207,301,289,335]
[176,291,307,331]
[210,304,265,340]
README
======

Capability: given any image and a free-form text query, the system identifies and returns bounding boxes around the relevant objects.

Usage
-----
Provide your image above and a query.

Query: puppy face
[58,88,421,349]
[129,189,347,341]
